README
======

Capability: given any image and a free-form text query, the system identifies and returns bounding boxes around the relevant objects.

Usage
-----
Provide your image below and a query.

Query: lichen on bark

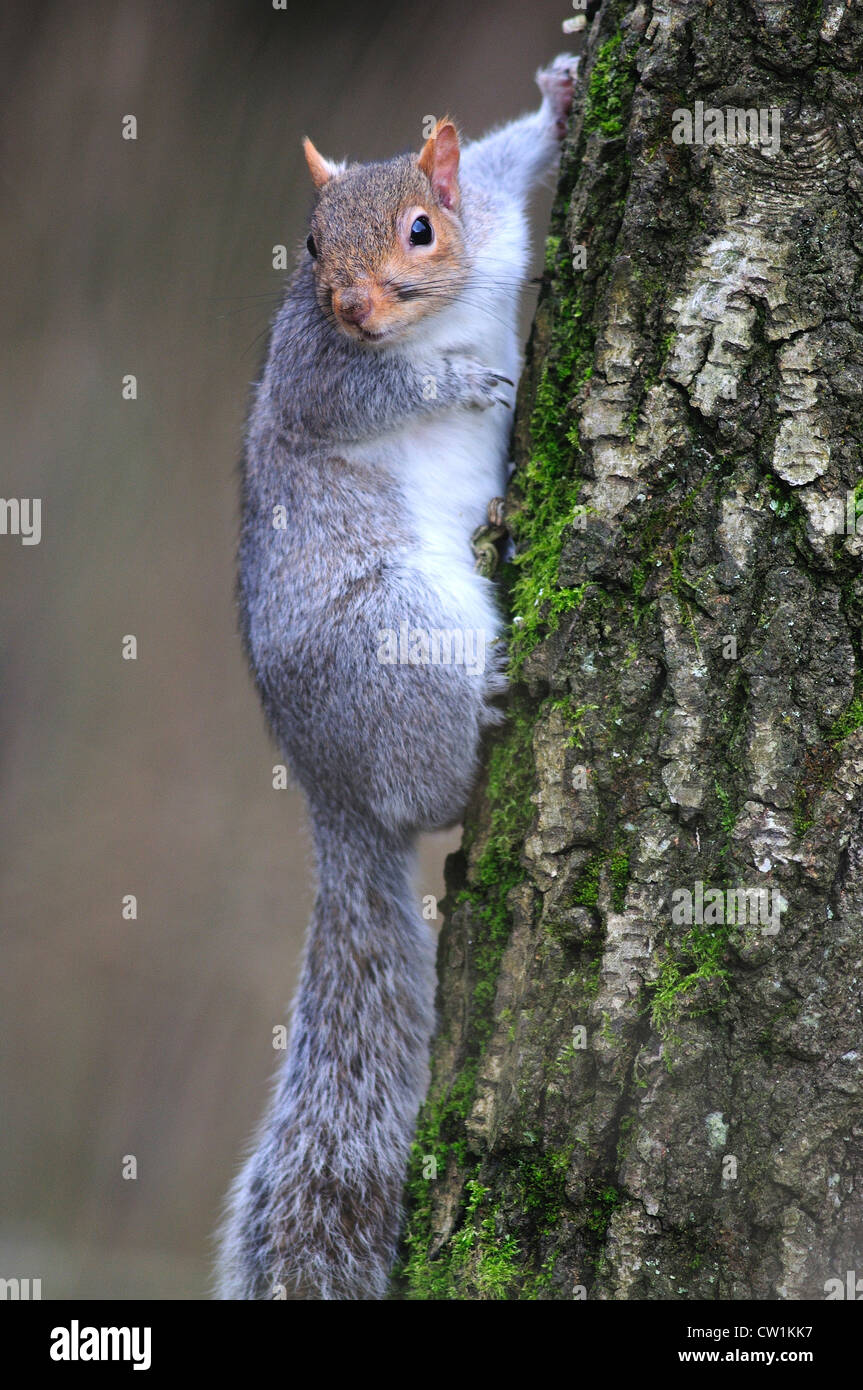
[395,0,863,1300]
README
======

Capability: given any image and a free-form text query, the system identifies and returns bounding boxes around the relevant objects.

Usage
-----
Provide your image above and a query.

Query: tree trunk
[395,0,863,1301]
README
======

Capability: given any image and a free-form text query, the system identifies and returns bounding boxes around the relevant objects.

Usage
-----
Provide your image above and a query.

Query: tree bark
[396,0,863,1300]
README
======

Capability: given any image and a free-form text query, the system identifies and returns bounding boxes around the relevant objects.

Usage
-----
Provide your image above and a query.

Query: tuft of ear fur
[417,118,460,210]
[302,137,342,190]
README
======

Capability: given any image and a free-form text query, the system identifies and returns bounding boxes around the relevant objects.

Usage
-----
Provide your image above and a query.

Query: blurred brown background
[0,0,573,1298]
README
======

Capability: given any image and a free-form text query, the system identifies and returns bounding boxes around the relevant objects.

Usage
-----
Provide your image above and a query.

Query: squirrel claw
[446,353,515,411]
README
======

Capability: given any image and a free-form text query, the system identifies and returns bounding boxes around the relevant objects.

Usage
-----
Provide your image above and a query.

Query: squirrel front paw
[443,353,514,411]
[536,53,580,140]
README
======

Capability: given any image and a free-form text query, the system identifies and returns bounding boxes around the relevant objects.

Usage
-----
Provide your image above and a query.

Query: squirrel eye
[409,215,433,247]
[306,233,318,258]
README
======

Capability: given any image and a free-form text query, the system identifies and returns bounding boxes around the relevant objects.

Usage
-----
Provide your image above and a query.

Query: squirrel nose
[334,286,373,326]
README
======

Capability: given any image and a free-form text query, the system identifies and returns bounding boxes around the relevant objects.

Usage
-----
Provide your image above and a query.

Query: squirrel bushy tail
[217,810,436,1300]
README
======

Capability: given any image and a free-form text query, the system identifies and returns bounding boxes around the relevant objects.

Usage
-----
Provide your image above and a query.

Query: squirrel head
[301,119,467,346]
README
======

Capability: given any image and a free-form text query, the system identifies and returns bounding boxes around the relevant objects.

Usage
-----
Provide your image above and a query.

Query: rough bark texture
[395,0,863,1300]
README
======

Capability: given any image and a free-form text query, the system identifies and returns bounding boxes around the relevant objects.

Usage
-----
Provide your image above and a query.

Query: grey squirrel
[217,54,579,1301]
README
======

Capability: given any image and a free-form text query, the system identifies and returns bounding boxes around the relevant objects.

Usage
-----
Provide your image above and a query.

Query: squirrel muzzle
[333,284,374,329]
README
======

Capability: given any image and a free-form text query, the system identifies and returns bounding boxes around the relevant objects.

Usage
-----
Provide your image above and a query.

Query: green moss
[609,849,630,912]
[623,493,707,626]
[514,1147,573,1234]
[650,919,732,1033]
[523,1253,559,1299]
[567,834,630,915]
[586,1184,621,1238]
[714,781,735,837]
[792,791,815,837]
[629,263,666,306]
[550,695,599,748]
[765,475,794,520]
[615,1113,637,1164]
[401,700,538,1297]
[715,780,737,862]
[399,1062,479,1298]
[830,692,863,744]
[402,697,590,1297]
[406,1162,569,1301]
[571,851,604,907]
[764,473,810,554]
[670,531,692,594]
[468,703,537,1036]
[404,1173,520,1300]
[544,233,562,274]
[505,23,640,675]
[582,952,603,998]
[624,322,676,441]
[791,673,863,837]
[506,301,592,671]
[583,33,638,138]
[450,1179,521,1300]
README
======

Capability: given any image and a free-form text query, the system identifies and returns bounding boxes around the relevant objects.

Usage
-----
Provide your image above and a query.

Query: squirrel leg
[459,54,579,196]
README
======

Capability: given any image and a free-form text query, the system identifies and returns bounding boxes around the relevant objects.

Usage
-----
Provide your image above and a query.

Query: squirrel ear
[418,118,460,210]
[303,136,340,190]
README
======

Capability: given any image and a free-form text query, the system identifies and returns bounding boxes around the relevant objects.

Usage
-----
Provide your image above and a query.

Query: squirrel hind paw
[486,496,506,529]
[471,499,509,576]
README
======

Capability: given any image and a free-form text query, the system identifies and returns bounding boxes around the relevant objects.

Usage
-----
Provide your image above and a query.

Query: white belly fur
[390,282,522,637]
[388,404,509,637]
